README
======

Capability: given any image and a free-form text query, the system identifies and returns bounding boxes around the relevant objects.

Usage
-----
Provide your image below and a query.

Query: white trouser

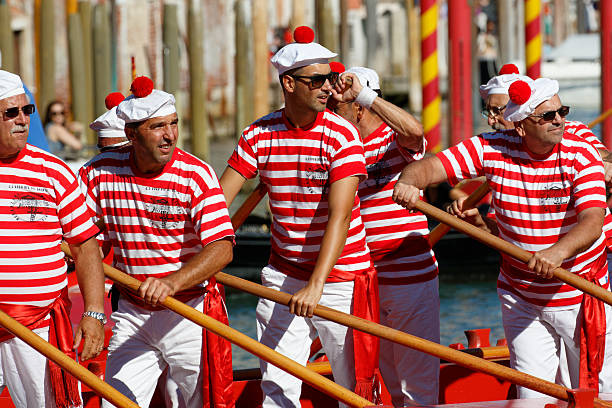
[378,278,440,407]
[256,265,355,408]
[102,295,205,408]
[499,289,612,398]
[0,327,77,408]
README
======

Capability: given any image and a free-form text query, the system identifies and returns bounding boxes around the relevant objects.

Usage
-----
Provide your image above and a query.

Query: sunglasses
[50,111,65,116]
[4,104,35,119]
[529,105,570,122]
[481,104,507,119]
[290,72,339,89]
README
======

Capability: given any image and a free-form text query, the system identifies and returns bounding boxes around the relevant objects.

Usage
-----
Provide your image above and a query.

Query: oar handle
[61,244,372,408]
[588,107,612,129]
[0,306,140,408]
[231,182,267,230]
[214,271,575,401]
[428,181,490,246]
[415,200,612,306]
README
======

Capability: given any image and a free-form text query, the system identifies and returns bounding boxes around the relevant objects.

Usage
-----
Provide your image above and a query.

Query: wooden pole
[290,0,305,32]
[188,0,208,160]
[78,0,95,146]
[421,0,441,152]
[92,3,112,117]
[406,0,421,113]
[315,0,337,53]
[213,272,612,406]
[365,0,377,65]
[0,309,140,408]
[339,0,349,60]
[252,0,269,119]
[163,4,180,96]
[231,182,267,230]
[61,244,373,408]
[415,199,612,307]
[68,12,88,142]
[39,0,56,117]
[235,0,255,134]
[0,0,15,72]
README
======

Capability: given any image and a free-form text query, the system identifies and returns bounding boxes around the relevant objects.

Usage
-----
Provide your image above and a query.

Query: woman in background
[44,100,83,157]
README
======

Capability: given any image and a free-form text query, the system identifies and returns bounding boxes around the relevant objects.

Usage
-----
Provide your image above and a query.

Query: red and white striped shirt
[228,109,372,280]
[438,130,608,308]
[0,145,98,306]
[359,124,437,280]
[565,120,606,150]
[79,146,234,284]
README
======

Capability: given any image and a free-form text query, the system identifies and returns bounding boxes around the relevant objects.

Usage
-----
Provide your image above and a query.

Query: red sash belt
[578,254,607,390]
[270,253,380,402]
[0,288,81,408]
[118,278,235,407]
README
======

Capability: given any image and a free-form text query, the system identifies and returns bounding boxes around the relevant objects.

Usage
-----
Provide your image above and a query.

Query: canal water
[224,265,505,370]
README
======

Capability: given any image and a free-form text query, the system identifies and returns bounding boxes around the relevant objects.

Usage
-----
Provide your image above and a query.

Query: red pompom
[508,80,532,105]
[293,26,315,43]
[130,76,154,98]
[105,92,125,110]
[329,61,345,74]
[499,63,519,75]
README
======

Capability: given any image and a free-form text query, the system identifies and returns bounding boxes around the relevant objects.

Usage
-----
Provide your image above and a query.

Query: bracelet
[355,87,377,109]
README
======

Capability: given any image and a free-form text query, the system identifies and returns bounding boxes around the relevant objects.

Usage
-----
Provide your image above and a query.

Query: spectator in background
[476,19,499,101]
[44,100,83,158]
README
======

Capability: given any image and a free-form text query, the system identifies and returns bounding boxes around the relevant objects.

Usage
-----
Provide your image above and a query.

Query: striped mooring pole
[525,0,541,79]
[421,0,441,152]
[601,0,612,148]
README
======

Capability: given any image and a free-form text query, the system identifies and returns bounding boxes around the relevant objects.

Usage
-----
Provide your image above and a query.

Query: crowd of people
[0,23,611,408]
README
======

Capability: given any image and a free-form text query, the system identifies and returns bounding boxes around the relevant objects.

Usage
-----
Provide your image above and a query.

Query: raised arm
[392,155,449,209]
[289,175,360,318]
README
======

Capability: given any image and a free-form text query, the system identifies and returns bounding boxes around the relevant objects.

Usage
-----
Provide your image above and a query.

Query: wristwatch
[82,311,107,325]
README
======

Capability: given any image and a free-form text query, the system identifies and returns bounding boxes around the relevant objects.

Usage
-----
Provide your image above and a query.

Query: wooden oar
[588,106,612,128]
[428,181,490,246]
[0,309,140,408]
[61,244,372,408]
[231,182,267,231]
[416,200,612,306]
[213,271,612,406]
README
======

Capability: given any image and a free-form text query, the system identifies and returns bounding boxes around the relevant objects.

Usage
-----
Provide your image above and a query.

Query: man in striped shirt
[79,77,235,407]
[0,70,105,407]
[393,77,612,397]
[329,66,440,406]
[220,27,378,407]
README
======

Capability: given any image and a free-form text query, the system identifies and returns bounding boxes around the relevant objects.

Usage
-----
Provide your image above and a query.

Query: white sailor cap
[116,76,176,124]
[90,107,125,139]
[271,26,337,75]
[504,77,559,122]
[345,66,381,91]
[0,70,25,101]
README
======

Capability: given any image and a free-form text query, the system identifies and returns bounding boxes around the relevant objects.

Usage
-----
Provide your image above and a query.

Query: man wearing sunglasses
[393,76,612,397]
[220,26,378,407]
[329,66,439,406]
[0,70,105,406]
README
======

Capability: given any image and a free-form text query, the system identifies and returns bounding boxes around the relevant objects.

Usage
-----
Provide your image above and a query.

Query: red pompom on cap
[508,80,532,105]
[329,61,346,73]
[499,63,519,75]
[105,92,125,110]
[294,26,315,43]
[130,76,154,98]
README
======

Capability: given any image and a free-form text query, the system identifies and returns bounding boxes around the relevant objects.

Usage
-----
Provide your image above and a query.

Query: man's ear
[355,104,365,123]
[124,125,137,142]
[514,120,526,137]
[281,75,296,94]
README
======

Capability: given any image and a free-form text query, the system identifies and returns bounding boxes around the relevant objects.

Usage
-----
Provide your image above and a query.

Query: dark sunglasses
[4,104,35,119]
[290,72,339,89]
[50,111,65,116]
[529,105,570,122]
[481,104,507,119]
